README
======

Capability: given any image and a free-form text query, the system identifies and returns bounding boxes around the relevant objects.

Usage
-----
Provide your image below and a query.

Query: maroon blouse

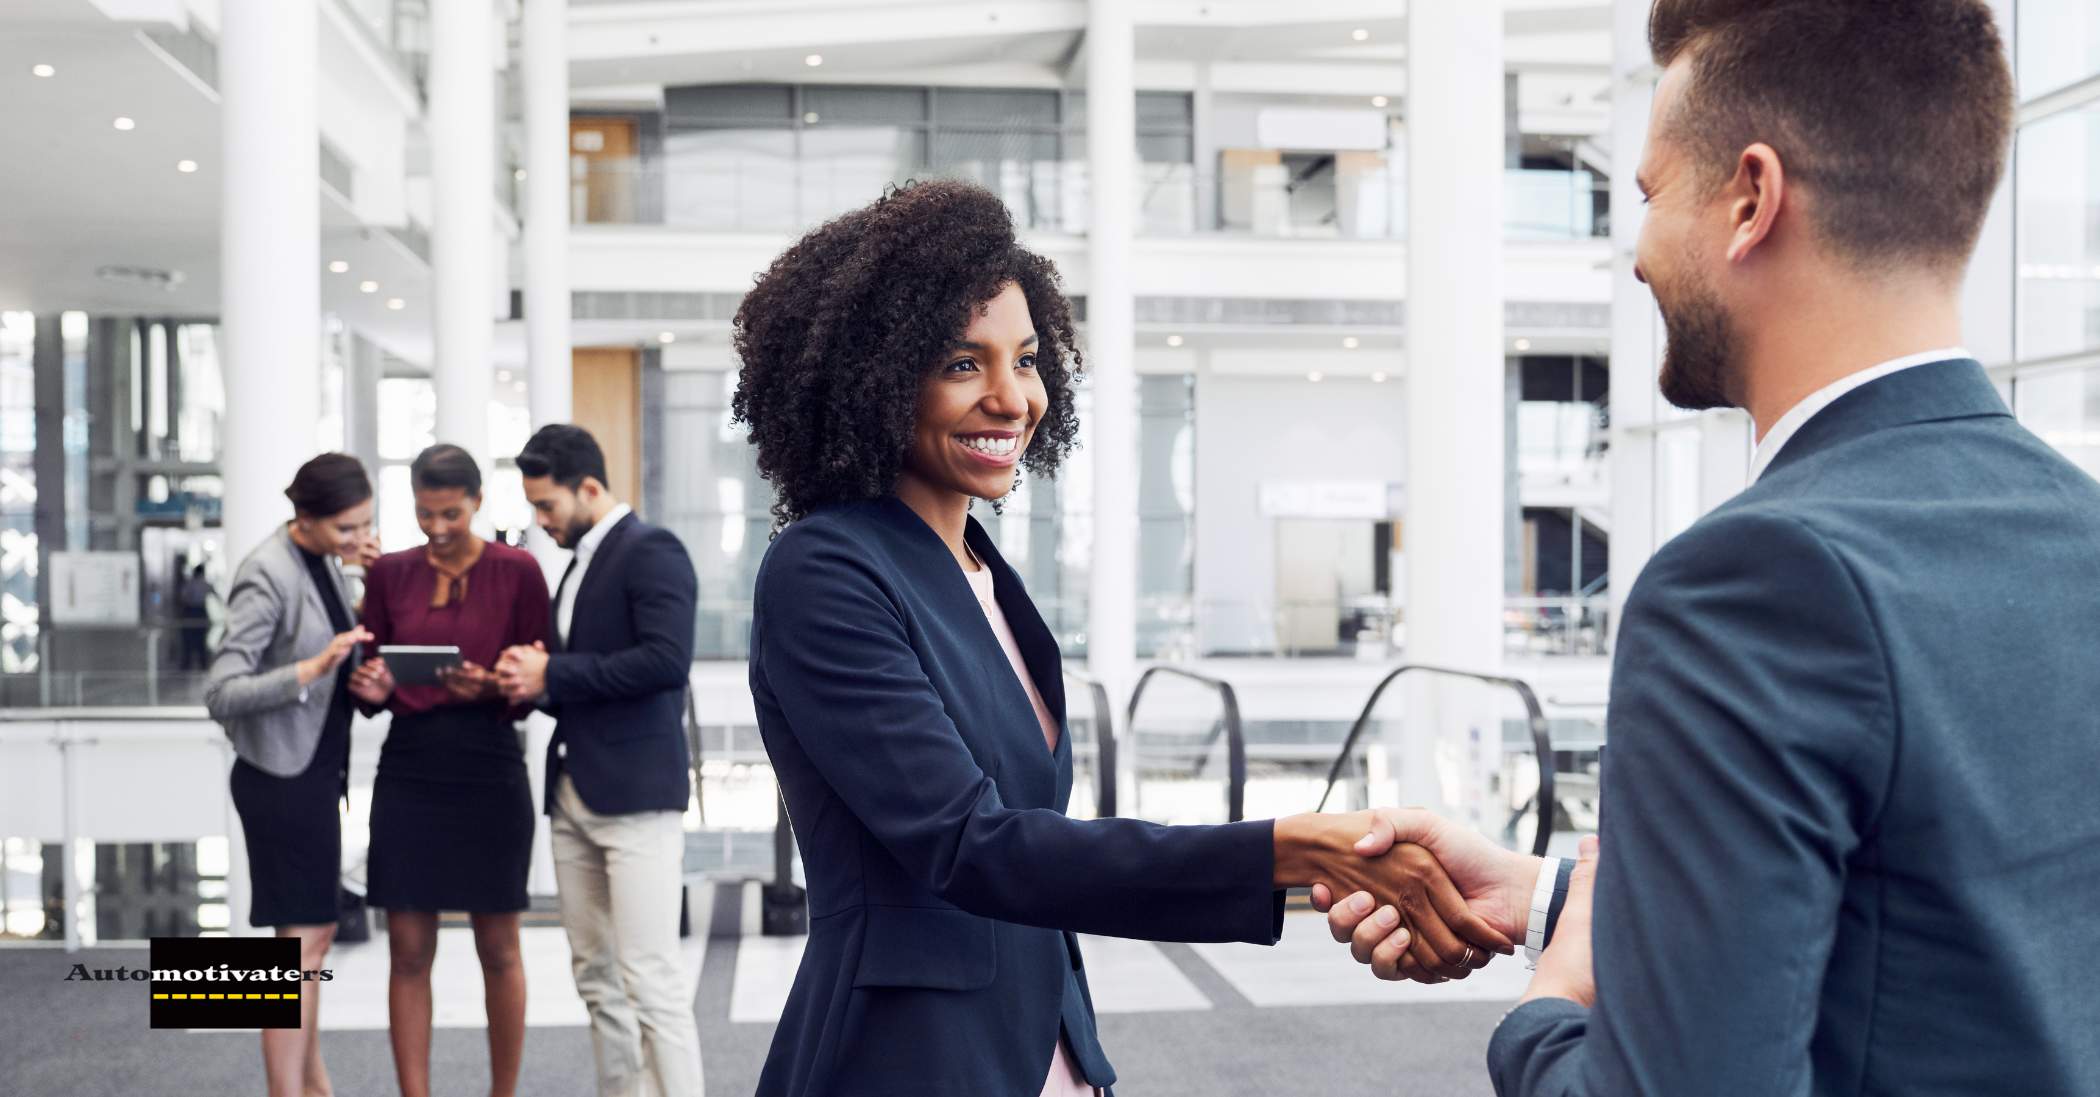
[361,539,550,719]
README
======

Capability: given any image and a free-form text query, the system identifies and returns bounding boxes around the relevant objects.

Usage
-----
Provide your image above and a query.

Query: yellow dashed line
[154,990,301,1001]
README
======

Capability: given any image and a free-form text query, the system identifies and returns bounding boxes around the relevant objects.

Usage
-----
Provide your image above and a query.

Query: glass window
[1,313,37,672]
[657,370,774,659]
[801,126,924,225]
[2016,103,2100,361]
[2012,366,2100,482]
[804,85,927,125]
[663,128,799,232]
[2018,0,2100,100]
[936,88,1060,127]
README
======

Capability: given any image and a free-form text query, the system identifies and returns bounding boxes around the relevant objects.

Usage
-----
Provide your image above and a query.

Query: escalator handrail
[1314,663,1556,857]
[1062,669,1119,818]
[1125,665,1247,823]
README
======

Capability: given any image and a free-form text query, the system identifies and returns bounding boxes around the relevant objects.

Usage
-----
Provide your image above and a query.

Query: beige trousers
[550,774,704,1097]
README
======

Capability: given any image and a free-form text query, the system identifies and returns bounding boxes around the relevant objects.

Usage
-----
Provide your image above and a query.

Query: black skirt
[230,707,349,928]
[365,705,533,913]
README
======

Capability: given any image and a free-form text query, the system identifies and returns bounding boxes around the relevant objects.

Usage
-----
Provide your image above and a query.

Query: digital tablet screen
[376,645,463,688]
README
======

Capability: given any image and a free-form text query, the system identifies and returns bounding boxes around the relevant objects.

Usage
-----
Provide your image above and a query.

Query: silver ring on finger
[1459,945,1475,968]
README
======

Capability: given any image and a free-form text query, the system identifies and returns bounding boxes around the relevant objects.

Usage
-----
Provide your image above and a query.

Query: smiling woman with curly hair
[735,180,1500,1097]
[732,178,1082,527]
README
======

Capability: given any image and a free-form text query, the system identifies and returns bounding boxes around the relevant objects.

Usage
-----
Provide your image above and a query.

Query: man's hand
[437,659,500,702]
[1520,834,1598,1007]
[495,641,549,704]
[348,657,395,706]
[1310,808,1542,983]
[1274,812,1514,983]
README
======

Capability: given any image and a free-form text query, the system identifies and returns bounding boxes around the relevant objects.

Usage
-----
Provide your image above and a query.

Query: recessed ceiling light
[1514,338,1533,351]
[657,331,677,344]
[359,280,379,293]
[1342,336,1361,350]
[513,380,527,392]
[1371,95,1390,108]
[176,159,198,173]
[1308,371,1326,382]
[1371,370,1389,383]
[31,64,55,78]
[328,260,350,274]
[513,168,527,181]
[112,116,136,131]
[1166,334,1185,347]
[385,297,406,311]
[804,112,820,124]
[497,370,513,383]
[1351,28,1370,42]
[804,53,823,67]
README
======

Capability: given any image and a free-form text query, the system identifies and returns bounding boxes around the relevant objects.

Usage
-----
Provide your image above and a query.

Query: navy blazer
[1490,360,2100,1096]
[541,512,697,816]
[749,496,1284,1097]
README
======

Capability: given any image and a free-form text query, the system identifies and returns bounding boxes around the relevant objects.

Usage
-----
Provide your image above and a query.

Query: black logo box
[149,937,304,1030]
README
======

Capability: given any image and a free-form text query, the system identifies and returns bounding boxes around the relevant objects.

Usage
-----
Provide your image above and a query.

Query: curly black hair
[730,178,1084,528]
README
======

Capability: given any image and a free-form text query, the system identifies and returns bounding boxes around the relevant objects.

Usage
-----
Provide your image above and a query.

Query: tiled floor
[241,910,1522,1032]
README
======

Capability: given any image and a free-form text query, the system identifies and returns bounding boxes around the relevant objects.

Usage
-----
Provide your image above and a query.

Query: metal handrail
[1063,670,1119,818]
[1125,665,1246,823]
[1314,664,1557,857]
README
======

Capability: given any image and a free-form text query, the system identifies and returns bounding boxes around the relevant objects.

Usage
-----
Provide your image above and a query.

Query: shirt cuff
[1523,856,1571,967]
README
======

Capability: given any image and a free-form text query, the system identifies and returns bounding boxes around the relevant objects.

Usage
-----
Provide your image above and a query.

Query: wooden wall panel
[571,348,641,505]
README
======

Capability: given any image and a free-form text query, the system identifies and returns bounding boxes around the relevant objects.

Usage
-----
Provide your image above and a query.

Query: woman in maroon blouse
[347,444,548,1097]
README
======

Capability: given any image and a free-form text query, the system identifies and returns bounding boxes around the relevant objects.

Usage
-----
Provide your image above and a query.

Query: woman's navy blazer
[749,496,1285,1097]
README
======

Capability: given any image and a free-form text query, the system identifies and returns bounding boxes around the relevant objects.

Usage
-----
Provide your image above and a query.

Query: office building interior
[1,0,2095,1093]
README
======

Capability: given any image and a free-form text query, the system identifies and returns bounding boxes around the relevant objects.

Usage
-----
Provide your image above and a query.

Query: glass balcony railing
[570,154,1612,242]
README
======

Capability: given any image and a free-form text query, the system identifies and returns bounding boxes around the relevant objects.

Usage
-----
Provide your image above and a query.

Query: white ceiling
[0,0,1613,372]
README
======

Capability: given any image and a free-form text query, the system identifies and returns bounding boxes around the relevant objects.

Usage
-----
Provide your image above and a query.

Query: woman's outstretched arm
[754,523,1506,975]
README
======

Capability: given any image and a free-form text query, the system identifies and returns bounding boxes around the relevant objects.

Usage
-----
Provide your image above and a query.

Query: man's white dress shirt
[557,502,631,646]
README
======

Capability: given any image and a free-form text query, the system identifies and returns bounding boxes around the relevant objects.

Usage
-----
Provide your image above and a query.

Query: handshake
[1274,807,1585,988]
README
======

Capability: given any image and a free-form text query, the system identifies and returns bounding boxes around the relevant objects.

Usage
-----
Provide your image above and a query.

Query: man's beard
[561,513,593,547]
[1655,276,1740,412]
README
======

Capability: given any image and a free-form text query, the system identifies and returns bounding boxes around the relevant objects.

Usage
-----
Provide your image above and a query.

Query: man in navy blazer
[1324,3,2100,1094]
[499,424,703,1097]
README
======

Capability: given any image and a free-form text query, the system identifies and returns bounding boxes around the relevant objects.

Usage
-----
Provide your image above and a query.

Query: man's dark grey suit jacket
[1490,360,2100,1096]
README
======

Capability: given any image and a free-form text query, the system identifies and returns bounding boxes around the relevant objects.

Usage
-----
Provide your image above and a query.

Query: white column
[1086,0,1138,703]
[522,0,573,427]
[1607,0,1662,641]
[220,0,319,575]
[220,0,319,935]
[430,0,495,462]
[1401,0,1505,827]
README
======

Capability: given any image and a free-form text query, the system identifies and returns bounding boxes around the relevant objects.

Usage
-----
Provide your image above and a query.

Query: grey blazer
[204,526,360,778]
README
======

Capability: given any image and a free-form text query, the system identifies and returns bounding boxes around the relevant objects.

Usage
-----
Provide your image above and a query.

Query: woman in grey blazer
[204,452,381,1097]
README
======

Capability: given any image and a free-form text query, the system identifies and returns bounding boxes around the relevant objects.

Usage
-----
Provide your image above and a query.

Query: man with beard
[1318,2,2100,1095]
[497,424,704,1096]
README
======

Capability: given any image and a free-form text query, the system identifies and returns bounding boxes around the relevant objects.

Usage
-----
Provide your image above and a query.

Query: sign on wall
[49,552,141,627]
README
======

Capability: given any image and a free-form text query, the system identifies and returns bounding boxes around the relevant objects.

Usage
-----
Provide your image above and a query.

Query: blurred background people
[348,443,549,1097]
[204,452,374,1097]
[176,562,215,671]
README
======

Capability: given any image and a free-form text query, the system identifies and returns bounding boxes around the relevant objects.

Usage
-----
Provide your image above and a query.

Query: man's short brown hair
[1649,0,2013,272]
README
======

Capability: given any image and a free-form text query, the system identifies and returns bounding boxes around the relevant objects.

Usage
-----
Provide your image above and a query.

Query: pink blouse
[961,561,1096,1097]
